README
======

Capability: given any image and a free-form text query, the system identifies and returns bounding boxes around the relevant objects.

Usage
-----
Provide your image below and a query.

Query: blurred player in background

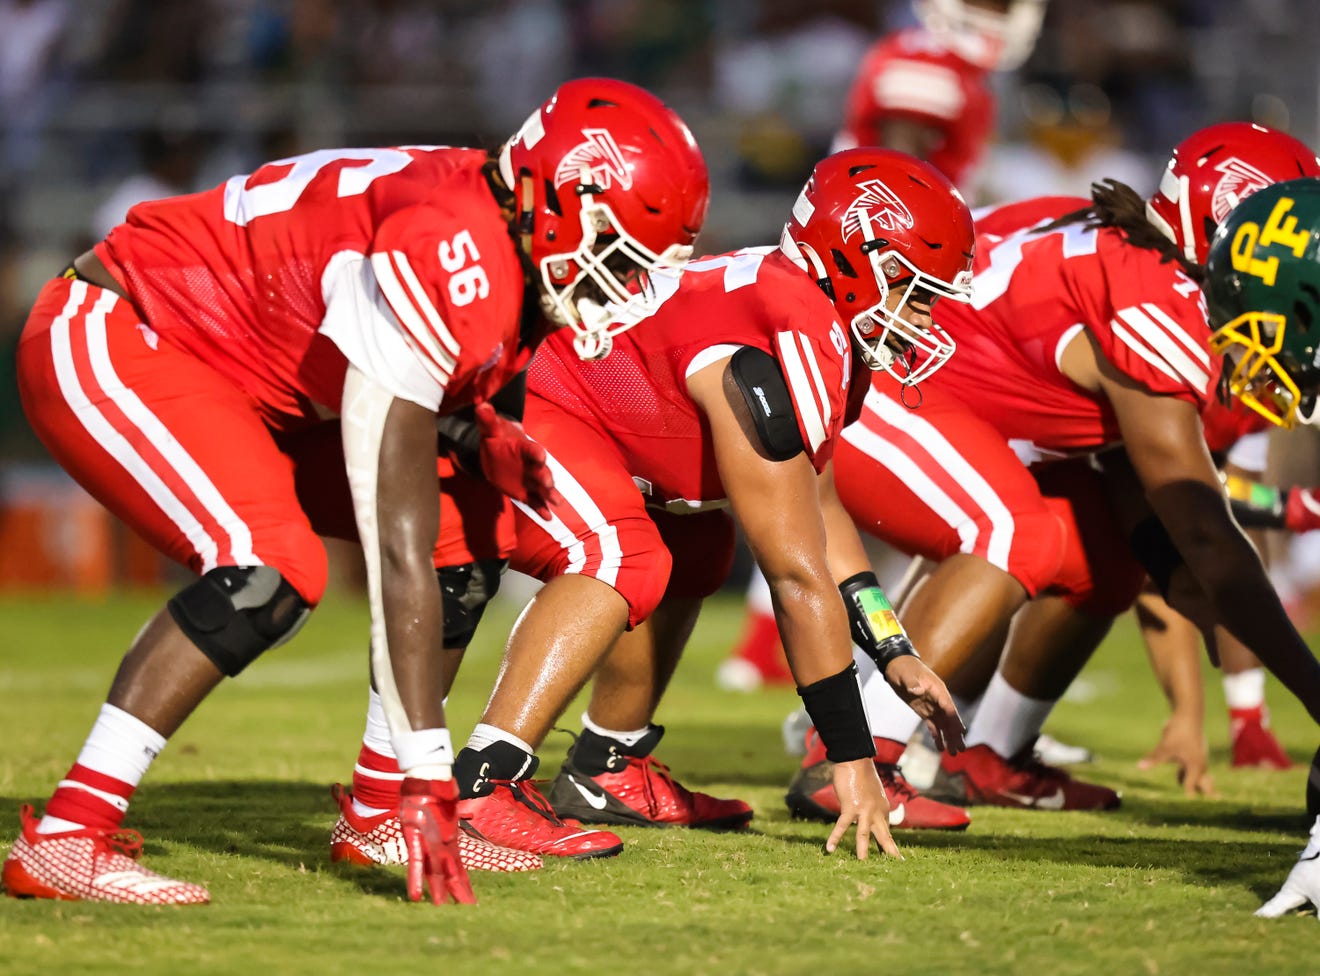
[721,0,1046,694]
[784,124,1320,825]
[1,78,709,906]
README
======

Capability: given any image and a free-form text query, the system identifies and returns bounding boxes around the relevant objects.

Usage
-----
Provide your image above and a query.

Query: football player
[1,78,709,906]
[784,123,1320,820]
[1182,178,1320,917]
[344,149,972,862]
[723,0,1047,692]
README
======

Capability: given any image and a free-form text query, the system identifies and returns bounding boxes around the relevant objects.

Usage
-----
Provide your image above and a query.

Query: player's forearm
[768,573,854,686]
[1134,589,1204,717]
[379,551,448,730]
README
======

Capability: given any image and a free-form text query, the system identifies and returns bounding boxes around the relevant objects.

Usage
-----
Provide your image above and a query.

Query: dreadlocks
[1042,179,1205,284]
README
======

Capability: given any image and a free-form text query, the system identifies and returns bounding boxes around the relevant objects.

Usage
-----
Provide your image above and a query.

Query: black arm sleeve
[728,346,806,462]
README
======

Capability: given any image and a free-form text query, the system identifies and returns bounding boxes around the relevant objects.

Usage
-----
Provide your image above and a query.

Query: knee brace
[168,566,311,677]
[437,558,507,649]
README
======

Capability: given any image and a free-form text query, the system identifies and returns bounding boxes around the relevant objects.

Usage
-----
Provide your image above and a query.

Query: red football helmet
[498,77,709,359]
[780,148,975,385]
[1146,121,1320,266]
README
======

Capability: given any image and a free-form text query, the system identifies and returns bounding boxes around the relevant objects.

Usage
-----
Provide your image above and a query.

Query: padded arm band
[797,663,875,763]
[1129,515,1185,597]
[839,571,919,675]
[729,346,806,461]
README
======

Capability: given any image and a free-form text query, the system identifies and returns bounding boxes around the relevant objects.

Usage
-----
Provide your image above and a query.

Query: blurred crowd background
[1,0,1318,589]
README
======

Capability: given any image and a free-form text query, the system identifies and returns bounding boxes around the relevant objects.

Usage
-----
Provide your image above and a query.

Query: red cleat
[548,729,753,830]
[456,780,623,860]
[2,804,209,905]
[328,784,542,872]
[930,742,1121,811]
[784,731,970,830]
[1230,707,1294,769]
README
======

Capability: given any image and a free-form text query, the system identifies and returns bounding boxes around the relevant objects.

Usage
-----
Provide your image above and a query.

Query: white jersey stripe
[383,251,458,374]
[512,451,623,587]
[369,252,454,385]
[865,389,1017,569]
[1110,314,1192,388]
[1115,306,1210,392]
[49,284,219,571]
[84,305,259,566]
[842,422,980,556]
[1141,302,1211,368]
[391,251,462,359]
[799,335,832,432]
[777,332,827,453]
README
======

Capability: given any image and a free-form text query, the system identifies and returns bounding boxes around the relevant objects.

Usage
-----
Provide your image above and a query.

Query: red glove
[398,777,475,905]
[1285,486,1320,534]
[474,402,563,519]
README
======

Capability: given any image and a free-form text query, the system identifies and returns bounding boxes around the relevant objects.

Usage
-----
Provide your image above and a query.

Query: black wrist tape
[797,662,875,763]
[839,571,919,674]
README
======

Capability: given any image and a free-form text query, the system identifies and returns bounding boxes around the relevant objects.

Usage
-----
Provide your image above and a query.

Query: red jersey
[925,196,1213,456]
[526,248,860,511]
[835,27,994,191]
[95,147,530,424]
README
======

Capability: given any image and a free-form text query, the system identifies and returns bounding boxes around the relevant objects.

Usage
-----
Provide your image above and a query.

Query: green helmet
[1206,177,1320,428]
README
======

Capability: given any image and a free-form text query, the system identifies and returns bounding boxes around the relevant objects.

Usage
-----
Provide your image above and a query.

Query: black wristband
[797,662,875,763]
[436,413,483,478]
[839,571,919,674]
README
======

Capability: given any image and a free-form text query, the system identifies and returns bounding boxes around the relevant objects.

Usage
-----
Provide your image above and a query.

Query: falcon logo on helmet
[843,180,915,240]
[554,129,633,191]
[1211,158,1273,224]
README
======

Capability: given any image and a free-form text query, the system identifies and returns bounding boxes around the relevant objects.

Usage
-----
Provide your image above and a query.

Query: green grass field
[0,587,1316,976]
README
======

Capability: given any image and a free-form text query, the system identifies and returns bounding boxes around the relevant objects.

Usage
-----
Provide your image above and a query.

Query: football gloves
[399,776,476,905]
[1256,815,1320,920]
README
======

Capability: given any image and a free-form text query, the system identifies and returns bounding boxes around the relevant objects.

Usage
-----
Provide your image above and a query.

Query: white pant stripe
[843,422,982,558]
[514,451,623,587]
[49,283,220,570]
[859,389,1018,569]
[83,303,259,565]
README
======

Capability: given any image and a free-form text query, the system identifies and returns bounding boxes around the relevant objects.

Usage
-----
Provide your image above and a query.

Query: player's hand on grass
[826,759,903,861]
[1256,816,1320,919]
[1138,712,1215,797]
[883,654,966,754]
[399,776,476,905]
[474,401,563,519]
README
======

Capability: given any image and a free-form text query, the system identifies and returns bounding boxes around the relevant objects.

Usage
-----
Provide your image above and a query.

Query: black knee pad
[168,566,311,677]
[437,558,507,649]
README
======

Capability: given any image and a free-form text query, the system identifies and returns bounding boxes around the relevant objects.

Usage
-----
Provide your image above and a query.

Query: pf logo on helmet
[842,179,914,241]
[1211,158,1273,224]
[554,128,633,191]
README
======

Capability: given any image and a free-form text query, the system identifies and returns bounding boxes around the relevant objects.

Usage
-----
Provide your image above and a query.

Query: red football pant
[18,277,328,604]
[511,399,734,628]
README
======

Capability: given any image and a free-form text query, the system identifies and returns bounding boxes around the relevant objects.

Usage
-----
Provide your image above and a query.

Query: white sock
[581,712,651,748]
[856,647,921,743]
[39,703,166,834]
[362,688,394,757]
[466,722,535,757]
[965,671,1056,758]
[1224,668,1266,710]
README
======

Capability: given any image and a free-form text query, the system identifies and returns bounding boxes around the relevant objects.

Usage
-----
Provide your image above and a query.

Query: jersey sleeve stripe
[369,252,455,385]
[1140,302,1211,369]
[1114,306,1210,391]
[776,331,827,453]
[799,335,833,431]
[391,251,463,359]
[1110,319,1182,385]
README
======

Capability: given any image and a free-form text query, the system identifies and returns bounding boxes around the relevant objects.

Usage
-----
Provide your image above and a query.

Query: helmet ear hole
[543,179,563,217]
[830,249,858,279]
